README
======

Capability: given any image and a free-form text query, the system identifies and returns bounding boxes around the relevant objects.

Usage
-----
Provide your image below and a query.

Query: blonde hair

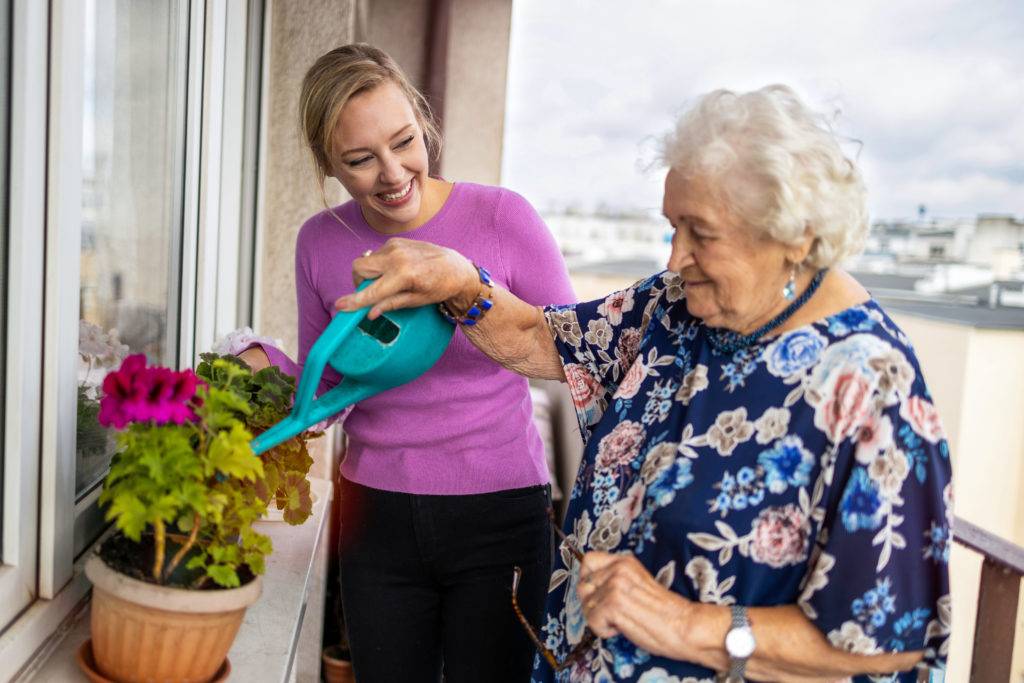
[299,43,442,194]
[660,85,868,268]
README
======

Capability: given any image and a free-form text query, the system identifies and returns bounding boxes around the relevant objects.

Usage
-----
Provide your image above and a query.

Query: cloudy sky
[501,0,1024,221]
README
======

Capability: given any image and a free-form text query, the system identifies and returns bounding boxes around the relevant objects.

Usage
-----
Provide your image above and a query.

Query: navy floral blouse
[533,271,952,683]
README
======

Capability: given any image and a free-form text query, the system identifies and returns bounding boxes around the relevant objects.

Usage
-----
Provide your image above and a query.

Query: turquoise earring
[782,268,797,301]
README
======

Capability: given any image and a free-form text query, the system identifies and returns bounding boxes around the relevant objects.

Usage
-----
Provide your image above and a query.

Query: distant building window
[929,245,945,259]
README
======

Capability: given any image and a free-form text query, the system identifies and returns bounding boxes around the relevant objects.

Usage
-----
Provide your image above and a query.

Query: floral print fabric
[533,272,952,683]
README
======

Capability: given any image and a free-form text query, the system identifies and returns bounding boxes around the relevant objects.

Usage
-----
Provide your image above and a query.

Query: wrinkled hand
[577,551,694,660]
[333,238,478,320]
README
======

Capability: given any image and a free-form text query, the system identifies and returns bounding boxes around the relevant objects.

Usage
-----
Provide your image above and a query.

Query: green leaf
[207,564,240,588]
[205,423,262,480]
[106,492,149,541]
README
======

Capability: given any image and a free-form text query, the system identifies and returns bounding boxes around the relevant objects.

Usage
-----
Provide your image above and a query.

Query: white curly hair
[660,85,868,268]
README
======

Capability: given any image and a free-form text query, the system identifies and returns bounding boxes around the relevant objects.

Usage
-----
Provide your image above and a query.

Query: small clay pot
[322,644,356,683]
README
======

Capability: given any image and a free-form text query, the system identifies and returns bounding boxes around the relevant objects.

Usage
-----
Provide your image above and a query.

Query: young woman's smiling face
[331,81,432,233]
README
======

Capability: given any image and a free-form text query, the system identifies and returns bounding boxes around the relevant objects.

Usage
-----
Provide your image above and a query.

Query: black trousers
[338,477,552,683]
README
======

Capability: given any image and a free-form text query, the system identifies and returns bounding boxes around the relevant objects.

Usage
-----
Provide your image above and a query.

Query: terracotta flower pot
[322,645,356,683]
[85,554,262,683]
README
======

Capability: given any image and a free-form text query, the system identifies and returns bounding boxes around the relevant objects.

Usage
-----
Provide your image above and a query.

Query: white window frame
[0,0,263,676]
[0,0,44,631]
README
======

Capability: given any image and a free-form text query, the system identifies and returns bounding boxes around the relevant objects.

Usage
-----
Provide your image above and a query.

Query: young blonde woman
[236,44,575,681]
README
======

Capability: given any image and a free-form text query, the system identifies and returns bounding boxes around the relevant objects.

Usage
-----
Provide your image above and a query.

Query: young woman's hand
[334,238,479,320]
[238,346,271,371]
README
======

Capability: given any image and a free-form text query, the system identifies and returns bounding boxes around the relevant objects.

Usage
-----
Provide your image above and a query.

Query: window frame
[0,0,45,633]
[0,0,263,673]
[42,0,266,591]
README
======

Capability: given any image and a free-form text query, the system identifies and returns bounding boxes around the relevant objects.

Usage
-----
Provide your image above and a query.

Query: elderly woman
[338,85,951,682]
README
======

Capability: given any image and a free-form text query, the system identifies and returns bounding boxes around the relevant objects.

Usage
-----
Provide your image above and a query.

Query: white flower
[78,320,129,366]
[583,317,614,350]
[754,407,790,445]
[636,668,706,683]
[705,407,754,456]
[641,442,678,484]
[588,507,625,551]
[828,621,880,655]
[675,365,709,405]
[213,326,283,357]
[868,446,910,499]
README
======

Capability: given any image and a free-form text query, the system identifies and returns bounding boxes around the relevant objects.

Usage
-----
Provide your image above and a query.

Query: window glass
[77,0,185,495]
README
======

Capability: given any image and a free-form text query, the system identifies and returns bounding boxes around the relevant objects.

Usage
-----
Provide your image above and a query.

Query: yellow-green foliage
[100,356,317,589]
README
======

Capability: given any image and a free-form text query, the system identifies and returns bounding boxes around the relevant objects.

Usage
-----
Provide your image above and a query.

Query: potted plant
[83,353,318,683]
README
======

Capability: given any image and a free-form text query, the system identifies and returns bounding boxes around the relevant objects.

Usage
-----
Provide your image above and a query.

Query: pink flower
[612,480,646,529]
[595,420,645,470]
[818,371,873,443]
[854,413,893,464]
[899,396,944,444]
[564,364,603,410]
[597,290,634,326]
[99,354,200,428]
[749,504,810,568]
[613,356,647,400]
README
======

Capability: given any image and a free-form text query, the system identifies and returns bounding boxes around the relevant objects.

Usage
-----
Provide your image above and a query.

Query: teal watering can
[250,279,454,456]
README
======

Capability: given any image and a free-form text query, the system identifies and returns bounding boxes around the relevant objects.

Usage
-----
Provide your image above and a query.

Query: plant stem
[153,518,166,582]
[162,513,201,582]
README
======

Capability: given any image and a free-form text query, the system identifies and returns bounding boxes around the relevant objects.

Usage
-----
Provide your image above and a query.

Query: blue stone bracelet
[439,264,494,326]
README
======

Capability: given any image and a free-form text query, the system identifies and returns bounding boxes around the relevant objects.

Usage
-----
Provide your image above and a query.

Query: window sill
[18,477,334,682]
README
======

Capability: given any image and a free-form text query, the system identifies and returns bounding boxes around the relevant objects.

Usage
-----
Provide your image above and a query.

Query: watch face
[726,626,756,658]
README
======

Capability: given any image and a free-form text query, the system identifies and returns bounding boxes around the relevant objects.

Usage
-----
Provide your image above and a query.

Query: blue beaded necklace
[705,269,828,355]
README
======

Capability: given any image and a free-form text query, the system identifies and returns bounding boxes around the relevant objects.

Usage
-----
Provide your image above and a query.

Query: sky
[501,0,1024,222]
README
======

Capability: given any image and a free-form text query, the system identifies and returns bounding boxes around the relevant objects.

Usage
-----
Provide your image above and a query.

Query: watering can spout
[249,279,454,457]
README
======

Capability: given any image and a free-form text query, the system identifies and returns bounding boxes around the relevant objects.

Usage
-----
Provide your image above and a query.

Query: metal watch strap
[727,604,750,682]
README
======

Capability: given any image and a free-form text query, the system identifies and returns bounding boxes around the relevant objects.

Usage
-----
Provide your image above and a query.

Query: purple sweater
[253,183,576,494]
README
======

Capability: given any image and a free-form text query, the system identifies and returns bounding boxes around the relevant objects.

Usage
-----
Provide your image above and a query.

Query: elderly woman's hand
[334,238,479,320]
[577,551,697,661]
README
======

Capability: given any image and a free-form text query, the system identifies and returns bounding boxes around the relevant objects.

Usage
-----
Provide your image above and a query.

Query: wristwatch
[724,605,756,682]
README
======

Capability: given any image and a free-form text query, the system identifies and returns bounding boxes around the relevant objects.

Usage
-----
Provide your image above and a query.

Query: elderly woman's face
[663,170,793,333]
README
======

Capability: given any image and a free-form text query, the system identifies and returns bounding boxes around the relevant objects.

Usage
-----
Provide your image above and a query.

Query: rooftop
[565,261,1024,331]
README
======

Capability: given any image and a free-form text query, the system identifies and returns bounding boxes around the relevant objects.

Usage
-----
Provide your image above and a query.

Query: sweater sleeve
[493,189,576,307]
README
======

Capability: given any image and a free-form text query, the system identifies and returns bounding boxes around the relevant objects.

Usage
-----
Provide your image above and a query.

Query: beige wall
[887,312,1024,681]
[360,0,430,89]
[442,0,513,185]
[256,0,358,351]
[363,0,512,185]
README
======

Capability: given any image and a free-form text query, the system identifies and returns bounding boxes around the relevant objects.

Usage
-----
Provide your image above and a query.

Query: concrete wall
[256,0,358,351]
[360,0,430,90]
[362,0,512,185]
[441,0,513,185]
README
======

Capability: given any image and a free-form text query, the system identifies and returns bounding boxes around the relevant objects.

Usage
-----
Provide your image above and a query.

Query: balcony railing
[953,515,1024,682]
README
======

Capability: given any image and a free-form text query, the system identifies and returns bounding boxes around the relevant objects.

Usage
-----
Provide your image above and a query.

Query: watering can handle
[292,280,374,418]
[250,281,373,456]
